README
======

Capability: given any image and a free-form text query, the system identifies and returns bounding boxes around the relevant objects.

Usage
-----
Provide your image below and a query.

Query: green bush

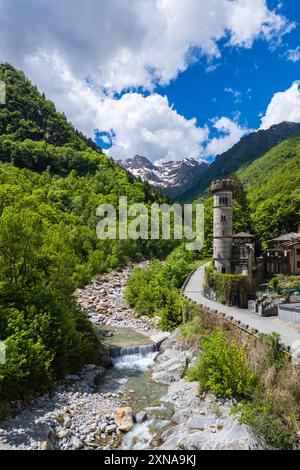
[262,333,286,371]
[205,267,249,308]
[187,328,258,397]
[239,399,298,450]
[125,246,199,330]
[0,63,178,402]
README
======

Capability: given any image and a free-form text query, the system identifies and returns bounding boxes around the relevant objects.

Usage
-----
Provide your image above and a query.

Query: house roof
[281,235,300,247]
[268,232,299,243]
[233,232,255,238]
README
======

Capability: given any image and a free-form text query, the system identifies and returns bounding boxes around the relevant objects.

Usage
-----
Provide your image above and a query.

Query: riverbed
[0,263,262,451]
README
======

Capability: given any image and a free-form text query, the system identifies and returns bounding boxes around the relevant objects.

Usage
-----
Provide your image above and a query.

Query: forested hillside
[192,132,300,256]
[0,64,173,403]
[182,121,300,202]
[237,134,300,245]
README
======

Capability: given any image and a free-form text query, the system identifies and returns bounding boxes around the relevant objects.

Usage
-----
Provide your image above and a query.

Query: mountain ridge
[182,121,300,201]
[118,154,208,199]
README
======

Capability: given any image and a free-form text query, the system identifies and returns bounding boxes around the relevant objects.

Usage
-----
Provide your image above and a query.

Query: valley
[0,263,261,451]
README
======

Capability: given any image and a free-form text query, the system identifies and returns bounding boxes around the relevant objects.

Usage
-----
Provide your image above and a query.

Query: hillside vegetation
[182,121,300,202]
[237,134,300,245]
[0,64,173,403]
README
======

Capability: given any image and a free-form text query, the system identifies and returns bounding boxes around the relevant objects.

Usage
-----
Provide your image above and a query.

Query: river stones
[115,407,134,432]
[106,424,118,434]
[152,352,191,384]
[136,411,148,424]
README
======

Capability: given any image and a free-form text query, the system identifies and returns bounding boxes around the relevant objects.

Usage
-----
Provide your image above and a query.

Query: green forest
[0,64,175,403]
[1,63,300,451]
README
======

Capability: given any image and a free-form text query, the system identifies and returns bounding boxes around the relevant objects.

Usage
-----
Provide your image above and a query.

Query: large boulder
[152,351,191,384]
[115,407,134,432]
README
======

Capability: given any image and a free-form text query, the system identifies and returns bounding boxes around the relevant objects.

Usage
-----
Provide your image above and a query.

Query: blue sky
[155,0,300,136]
[1,0,300,162]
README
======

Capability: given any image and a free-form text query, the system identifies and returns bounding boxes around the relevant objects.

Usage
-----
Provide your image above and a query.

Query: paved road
[184,264,300,348]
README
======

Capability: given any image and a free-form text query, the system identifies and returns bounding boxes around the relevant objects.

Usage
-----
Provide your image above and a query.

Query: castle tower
[211,179,236,274]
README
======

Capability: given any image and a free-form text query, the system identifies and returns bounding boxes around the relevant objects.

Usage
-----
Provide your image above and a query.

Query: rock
[152,352,190,384]
[65,374,81,382]
[106,424,118,434]
[70,436,83,450]
[57,430,70,439]
[115,407,134,432]
[136,411,148,424]
[99,422,107,433]
[64,416,72,429]
[40,440,55,451]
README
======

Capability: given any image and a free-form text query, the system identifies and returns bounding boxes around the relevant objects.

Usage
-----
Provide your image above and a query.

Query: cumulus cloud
[24,52,208,162]
[0,0,291,93]
[0,0,293,161]
[203,117,249,156]
[260,82,300,129]
[97,94,209,162]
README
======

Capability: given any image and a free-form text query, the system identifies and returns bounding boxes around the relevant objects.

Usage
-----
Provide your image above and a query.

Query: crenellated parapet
[211,179,236,194]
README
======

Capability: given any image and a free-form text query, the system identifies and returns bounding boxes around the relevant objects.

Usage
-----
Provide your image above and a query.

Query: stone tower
[211,179,236,274]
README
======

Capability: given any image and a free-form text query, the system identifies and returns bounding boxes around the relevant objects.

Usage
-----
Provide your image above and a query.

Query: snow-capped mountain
[117,155,209,199]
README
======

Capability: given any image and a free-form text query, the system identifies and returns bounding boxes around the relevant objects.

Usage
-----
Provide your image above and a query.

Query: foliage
[269,275,300,290]
[0,63,100,151]
[187,328,258,397]
[183,305,300,449]
[262,333,286,371]
[182,122,300,202]
[237,135,300,245]
[125,245,201,330]
[205,266,249,307]
[239,395,299,450]
[0,63,176,400]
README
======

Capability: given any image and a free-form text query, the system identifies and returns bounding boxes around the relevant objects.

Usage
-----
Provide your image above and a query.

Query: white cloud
[97,93,210,162]
[0,1,293,161]
[0,0,292,93]
[260,82,300,129]
[224,87,242,104]
[24,52,208,162]
[203,117,249,156]
[285,46,300,63]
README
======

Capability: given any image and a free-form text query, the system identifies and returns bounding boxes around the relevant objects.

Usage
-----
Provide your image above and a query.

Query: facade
[232,232,255,280]
[211,179,255,276]
[264,232,300,276]
[211,179,234,274]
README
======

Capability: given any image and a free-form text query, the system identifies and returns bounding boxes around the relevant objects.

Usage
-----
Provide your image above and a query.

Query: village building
[211,179,255,277]
[263,228,300,276]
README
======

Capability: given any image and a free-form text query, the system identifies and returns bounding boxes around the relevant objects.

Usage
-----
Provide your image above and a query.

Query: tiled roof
[233,232,255,238]
[268,232,298,243]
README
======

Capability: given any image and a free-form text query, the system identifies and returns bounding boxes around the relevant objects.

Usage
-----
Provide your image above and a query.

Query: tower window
[221,215,226,223]
[219,197,229,205]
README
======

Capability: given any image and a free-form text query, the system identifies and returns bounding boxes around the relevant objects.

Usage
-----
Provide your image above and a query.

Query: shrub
[239,398,298,450]
[158,289,182,331]
[125,246,200,330]
[262,333,286,371]
[205,267,249,308]
[187,328,258,397]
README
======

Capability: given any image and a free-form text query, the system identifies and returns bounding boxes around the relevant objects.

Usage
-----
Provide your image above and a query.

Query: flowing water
[96,326,173,449]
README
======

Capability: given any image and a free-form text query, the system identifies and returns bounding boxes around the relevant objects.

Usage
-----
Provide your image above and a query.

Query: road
[184,264,300,348]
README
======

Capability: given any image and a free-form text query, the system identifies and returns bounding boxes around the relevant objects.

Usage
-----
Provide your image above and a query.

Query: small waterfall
[110,343,158,371]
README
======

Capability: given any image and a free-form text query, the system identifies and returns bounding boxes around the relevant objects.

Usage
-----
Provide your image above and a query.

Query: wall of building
[279,304,300,324]
[213,191,233,274]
